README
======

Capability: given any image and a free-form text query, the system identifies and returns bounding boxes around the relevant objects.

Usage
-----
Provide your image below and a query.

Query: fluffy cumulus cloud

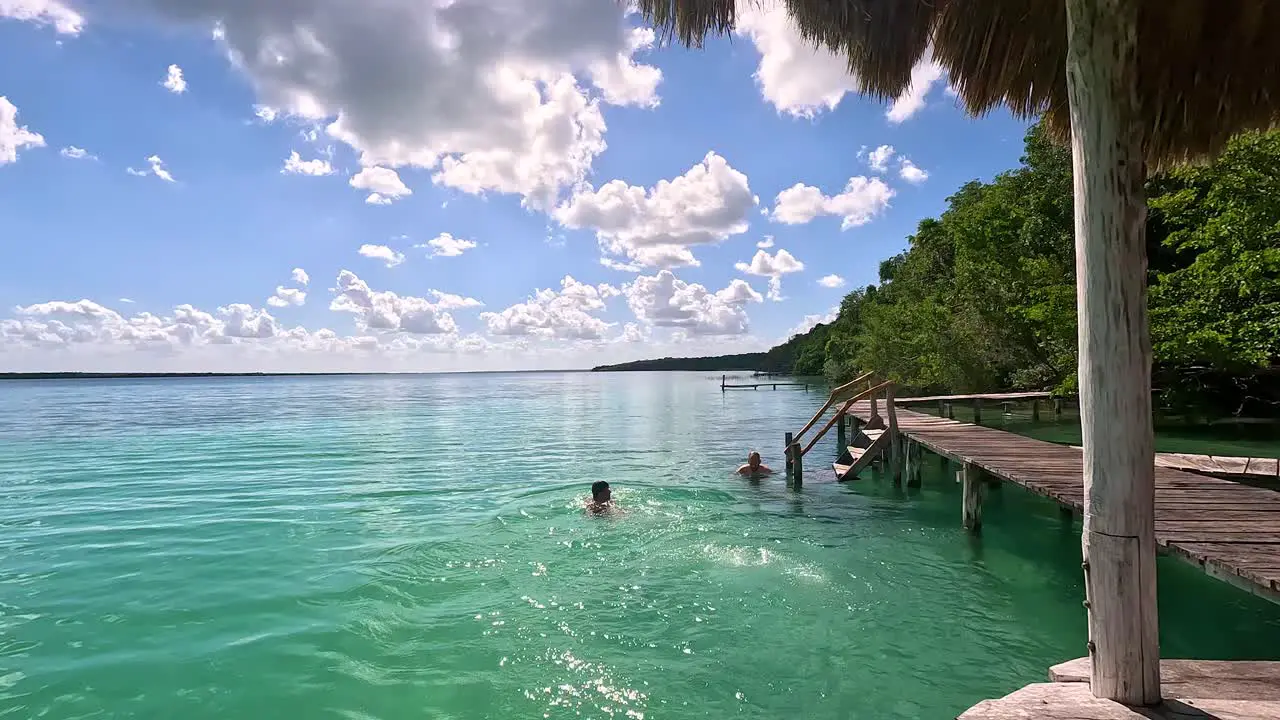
[756,236,775,249]
[358,244,405,268]
[555,151,755,269]
[163,64,187,94]
[735,248,804,301]
[282,151,334,176]
[330,270,476,335]
[267,286,306,308]
[818,274,846,288]
[786,307,838,339]
[110,0,660,210]
[899,159,929,184]
[772,176,894,229]
[481,275,617,340]
[866,145,895,173]
[350,166,410,205]
[0,96,45,165]
[416,233,477,259]
[291,268,310,286]
[2,298,299,348]
[733,4,944,122]
[624,271,762,336]
[0,0,83,34]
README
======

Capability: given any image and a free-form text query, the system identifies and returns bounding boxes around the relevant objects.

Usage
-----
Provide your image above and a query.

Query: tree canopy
[780,123,1280,417]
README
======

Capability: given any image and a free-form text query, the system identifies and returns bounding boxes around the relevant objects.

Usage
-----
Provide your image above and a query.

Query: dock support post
[721,375,726,392]
[973,398,983,425]
[938,400,946,417]
[784,431,793,481]
[907,442,922,488]
[1032,399,1041,422]
[1054,398,1064,419]
[961,463,984,532]
[836,414,847,453]
[1066,0,1160,703]
[1001,401,1012,416]
[946,402,955,420]
[886,384,902,485]
[788,442,803,488]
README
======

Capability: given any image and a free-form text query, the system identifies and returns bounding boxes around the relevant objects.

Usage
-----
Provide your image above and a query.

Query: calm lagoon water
[2,372,1280,719]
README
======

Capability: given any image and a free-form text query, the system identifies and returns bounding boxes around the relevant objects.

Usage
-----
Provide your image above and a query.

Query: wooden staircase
[832,426,892,481]
[783,373,899,485]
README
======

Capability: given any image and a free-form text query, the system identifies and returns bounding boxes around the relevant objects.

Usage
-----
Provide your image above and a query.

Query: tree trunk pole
[1065,0,1160,705]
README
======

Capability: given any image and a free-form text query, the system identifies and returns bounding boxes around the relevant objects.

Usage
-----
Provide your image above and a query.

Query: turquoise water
[3,372,1280,719]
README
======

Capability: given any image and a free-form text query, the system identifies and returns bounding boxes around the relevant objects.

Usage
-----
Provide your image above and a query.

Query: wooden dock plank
[847,403,1280,604]
[958,681,1280,719]
[894,391,1053,405]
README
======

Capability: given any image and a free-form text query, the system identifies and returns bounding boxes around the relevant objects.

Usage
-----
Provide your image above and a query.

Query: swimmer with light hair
[737,451,773,477]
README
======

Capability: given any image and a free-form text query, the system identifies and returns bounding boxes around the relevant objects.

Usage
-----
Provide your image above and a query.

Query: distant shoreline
[0,370,593,380]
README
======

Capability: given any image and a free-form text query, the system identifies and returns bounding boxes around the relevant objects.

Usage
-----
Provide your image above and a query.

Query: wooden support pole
[784,431,794,481]
[961,463,984,532]
[721,374,726,392]
[836,414,848,453]
[1032,399,1042,422]
[1066,0,1160,704]
[907,441,922,488]
[973,398,983,425]
[1054,398,1064,418]
[946,402,955,420]
[938,400,946,417]
[789,442,803,488]
[1001,401,1013,415]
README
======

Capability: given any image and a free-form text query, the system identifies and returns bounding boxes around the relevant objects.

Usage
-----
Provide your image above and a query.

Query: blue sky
[0,0,1029,372]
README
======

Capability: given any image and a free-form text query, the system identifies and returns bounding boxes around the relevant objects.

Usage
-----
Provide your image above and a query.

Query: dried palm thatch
[639,0,1280,168]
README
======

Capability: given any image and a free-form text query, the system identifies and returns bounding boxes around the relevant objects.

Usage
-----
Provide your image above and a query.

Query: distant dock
[720,375,810,391]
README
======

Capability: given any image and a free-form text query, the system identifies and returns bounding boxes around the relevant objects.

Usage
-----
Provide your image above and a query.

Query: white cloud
[291,268,310,286]
[0,96,45,165]
[818,274,846,289]
[119,297,136,304]
[267,286,306,308]
[129,155,176,182]
[886,57,946,123]
[330,270,457,335]
[733,4,944,123]
[60,145,95,161]
[555,151,755,269]
[772,176,894,229]
[282,151,334,176]
[428,290,483,310]
[786,308,838,339]
[163,64,188,94]
[358,244,405,268]
[0,0,83,34]
[867,145,895,173]
[121,0,659,210]
[624,271,762,336]
[481,275,615,340]
[600,257,643,273]
[732,4,857,118]
[416,233,477,258]
[350,166,410,204]
[735,248,804,301]
[7,298,293,346]
[756,236,775,249]
[899,159,929,184]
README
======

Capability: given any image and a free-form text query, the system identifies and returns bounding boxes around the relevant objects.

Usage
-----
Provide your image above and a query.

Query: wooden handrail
[800,379,894,456]
[792,371,874,444]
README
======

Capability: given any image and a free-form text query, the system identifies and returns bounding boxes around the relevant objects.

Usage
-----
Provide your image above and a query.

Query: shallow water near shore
[3,371,1279,719]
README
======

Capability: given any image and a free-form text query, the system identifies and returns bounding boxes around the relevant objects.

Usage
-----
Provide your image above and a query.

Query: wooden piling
[836,413,848,452]
[784,431,793,481]
[946,402,955,420]
[721,374,726,392]
[1001,401,1013,415]
[789,442,803,487]
[962,463,984,532]
[907,441,922,488]
[938,399,946,417]
[1054,397,1064,418]
[1032,399,1041,422]
[973,398,983,425]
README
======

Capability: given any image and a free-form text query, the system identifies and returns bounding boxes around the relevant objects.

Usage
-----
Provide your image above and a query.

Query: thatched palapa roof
[640,0,1280,167]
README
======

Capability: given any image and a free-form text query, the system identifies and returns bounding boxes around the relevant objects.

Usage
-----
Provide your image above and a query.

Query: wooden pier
[844,401,1280,602]
[720,374,809,391]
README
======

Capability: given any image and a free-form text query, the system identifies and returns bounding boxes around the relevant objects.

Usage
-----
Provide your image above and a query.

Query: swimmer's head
[748,451,761,469]
[591,480,611,503]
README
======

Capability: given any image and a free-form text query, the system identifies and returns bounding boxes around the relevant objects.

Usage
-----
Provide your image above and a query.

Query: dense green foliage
[781,124,1279,416]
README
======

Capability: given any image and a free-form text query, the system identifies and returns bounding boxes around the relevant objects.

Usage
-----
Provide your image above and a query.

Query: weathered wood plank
[846,402,1280,605]
[958,680,1280,719]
